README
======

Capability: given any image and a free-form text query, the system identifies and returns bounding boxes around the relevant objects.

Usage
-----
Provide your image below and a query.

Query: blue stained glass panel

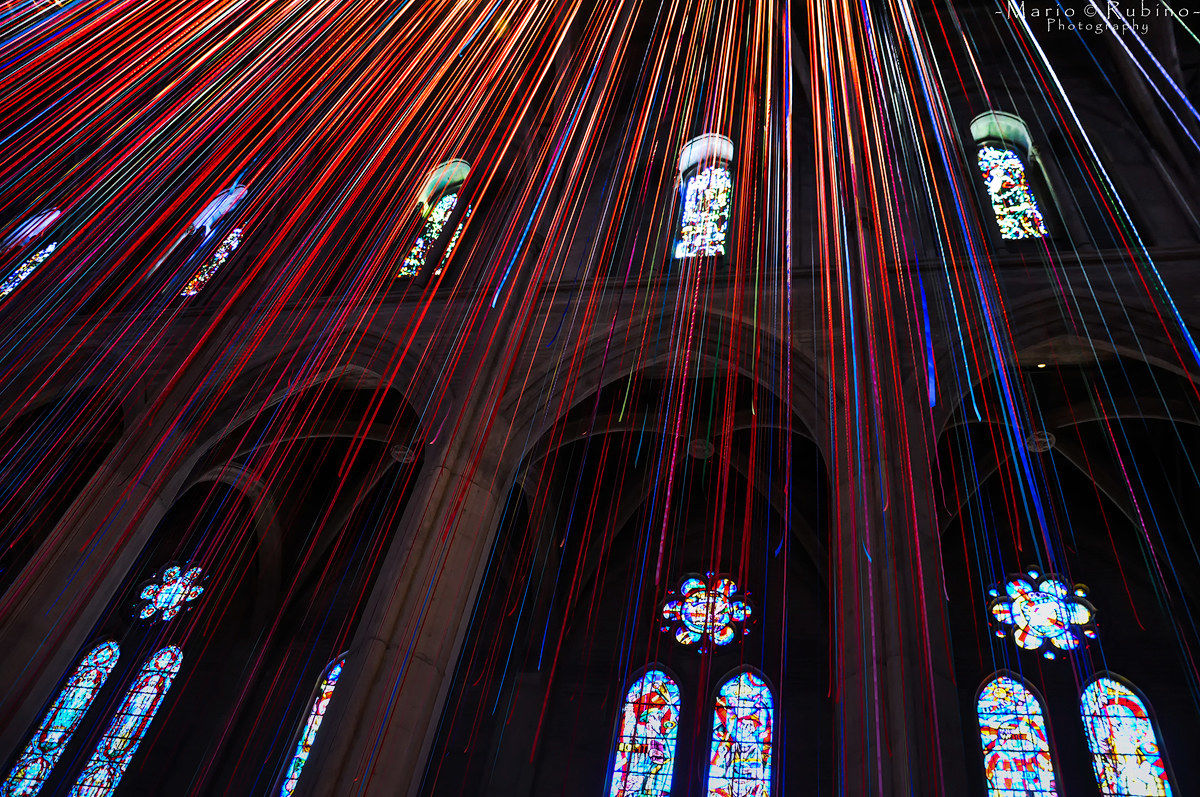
[609,669,681,797]
[707,671,773,797]
[279,655,345,797]
[977,675,1058,796]
[68,646,182,797]
[1081,677,1173,796]
[2,642,120,797]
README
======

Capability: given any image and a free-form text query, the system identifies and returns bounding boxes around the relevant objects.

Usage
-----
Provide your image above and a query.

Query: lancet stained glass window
[977,675,1058,796]
[707,671,773,797]
[608,669,681,797]
[180,228,241,297]
[68,646,183,797]
[674,165,732,259]
[2,642,120,797]
[398,193,458,278]
[1080,677,1173,796]
[977,144,1048,240]
[0,243,56,297]
[279,654,346,797]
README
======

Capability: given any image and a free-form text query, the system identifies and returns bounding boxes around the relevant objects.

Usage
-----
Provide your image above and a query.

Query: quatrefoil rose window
[987,567,1096,659]
[660,574,751,650]
[136,563,205,621]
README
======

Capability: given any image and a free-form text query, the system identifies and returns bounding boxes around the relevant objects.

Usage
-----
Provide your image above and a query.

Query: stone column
[830,397,967,796]
[301,437,510,797]
[830,462,902,795]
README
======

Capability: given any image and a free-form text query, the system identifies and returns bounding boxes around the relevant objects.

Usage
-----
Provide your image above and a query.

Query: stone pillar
[895,419,968,796]
[301,439,509,797]
[831,402,967,796]
[831,463,902,795]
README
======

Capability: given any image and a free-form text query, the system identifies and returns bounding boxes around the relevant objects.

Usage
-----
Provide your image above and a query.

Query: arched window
[0,242,56,297]
[2,208,60,254]
[151,183,247,278]
[278,653,347,797]
[2,642,120,797]
[976,673,1058,796]
[68,645,183,797]
[706,670,773,797]
[398,160,470,279]
[607,668,681,797]
[970,112,1048,241]
[674,134,733,260]
[191,185,247,239]
[1080,675,1174,796]
[180,228,242,297]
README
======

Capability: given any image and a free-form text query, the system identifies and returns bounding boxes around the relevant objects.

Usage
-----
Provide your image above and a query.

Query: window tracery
[135,563,205,621]
[987,568,1096,659]
[660,574,751,650]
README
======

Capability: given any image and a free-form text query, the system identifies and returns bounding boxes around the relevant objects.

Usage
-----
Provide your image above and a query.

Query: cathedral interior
[0,0,1199,794]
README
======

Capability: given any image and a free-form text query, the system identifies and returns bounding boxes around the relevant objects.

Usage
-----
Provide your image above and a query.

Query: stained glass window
[977,675,1058,796]
[661,574,751,649]
[608,669,681,797]
[674,165,732,259]
[0,243,56,297]
[2,642,120,797]
[433,206,471,277]
[136,563,204,620]
[1081,677,1173,796]
[707,670,773,797]
[68,646,183,797]
[398,193,458,278]
[279,654,346,797]
[180,229,241,297]
[987,568,1096,659]
[977,144,1048,240]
